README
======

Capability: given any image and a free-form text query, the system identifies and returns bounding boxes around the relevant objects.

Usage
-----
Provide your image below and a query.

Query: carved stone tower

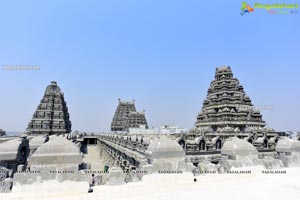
[27,81,72,135]
[195,66,266,132]
[111,99,148,132]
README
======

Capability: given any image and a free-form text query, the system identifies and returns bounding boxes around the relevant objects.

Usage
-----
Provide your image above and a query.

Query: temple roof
[0,137,29,161]
[221,137,258,157]
[32,136,80,155]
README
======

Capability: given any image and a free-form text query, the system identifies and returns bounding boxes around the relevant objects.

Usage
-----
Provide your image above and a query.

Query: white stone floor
[2,166,300,200]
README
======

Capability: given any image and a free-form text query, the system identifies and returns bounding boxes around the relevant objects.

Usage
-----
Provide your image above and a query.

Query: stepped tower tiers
[27,81,72,135]
[186,66,279,151]
[111,99,148,132]
[125,111,148,131]
[195,66,266,132]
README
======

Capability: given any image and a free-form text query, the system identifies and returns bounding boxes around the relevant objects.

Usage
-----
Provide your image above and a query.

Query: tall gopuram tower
[191,66,278,151]
[111,99,148,132]
[195,66,266,131]
[27,81,72,135]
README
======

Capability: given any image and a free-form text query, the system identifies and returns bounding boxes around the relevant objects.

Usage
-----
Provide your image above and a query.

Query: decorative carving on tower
[125,111,148,131]
[111,99,148,132]
[195,66,266,132]
[27,81,72,135]
[176,66,278,153]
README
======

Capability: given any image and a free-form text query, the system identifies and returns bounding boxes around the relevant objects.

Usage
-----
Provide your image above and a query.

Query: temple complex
[26,81,72,135]
[111,99,148,132]
[1,66,300,193]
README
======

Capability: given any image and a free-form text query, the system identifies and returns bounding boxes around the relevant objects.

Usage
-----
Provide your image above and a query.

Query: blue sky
[0,0,299,132]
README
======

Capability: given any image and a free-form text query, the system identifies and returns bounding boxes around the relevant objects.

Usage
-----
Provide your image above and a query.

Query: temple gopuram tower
[195,66,266,131]
[27,81,72,135]
[190,66,278,151]
[111,99,148,132]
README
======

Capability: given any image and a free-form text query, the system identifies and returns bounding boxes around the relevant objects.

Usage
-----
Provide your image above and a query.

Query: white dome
[276,137,300,153]
[221,137,258,157]
[146,137,185,159]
